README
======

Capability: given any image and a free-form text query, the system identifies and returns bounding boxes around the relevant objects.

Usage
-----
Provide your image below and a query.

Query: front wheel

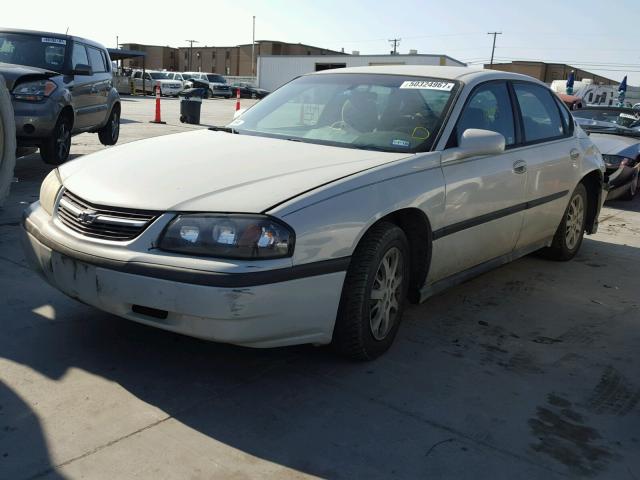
[98,107,120,146]
[332,222,410,360]
[540,183,587,261]
[40,114,72,165]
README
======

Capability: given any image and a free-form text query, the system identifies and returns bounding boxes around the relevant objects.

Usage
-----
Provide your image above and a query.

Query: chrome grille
[56,190,157,241]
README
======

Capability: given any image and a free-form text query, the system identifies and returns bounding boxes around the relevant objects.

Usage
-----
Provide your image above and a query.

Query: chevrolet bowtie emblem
[77,210,98,225]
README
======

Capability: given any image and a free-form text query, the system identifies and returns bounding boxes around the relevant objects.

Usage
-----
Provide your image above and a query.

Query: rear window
[513,83,565,142]
[87,46,107,73]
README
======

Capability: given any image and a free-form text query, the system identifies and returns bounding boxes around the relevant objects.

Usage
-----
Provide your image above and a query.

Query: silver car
[22,66,606,359]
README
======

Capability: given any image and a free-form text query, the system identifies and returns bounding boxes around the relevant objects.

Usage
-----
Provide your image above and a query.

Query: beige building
[178,41,344,75]
[485,61,617,86]
[119,43,179,71]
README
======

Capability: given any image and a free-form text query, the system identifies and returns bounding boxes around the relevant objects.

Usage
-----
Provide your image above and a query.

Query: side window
[553,95,574,135]
[133,71,141,79]
[71,43,89,69]
[144,73,151,80]
[455,82,515,146]
[514,83,565,142]
[101,50,111,72]
[87,46,106,73]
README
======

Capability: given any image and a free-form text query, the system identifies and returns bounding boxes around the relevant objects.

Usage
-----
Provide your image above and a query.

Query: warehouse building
[178,41,344,76]
[120,41,343,75]
[486,61,617,86]
[257,53,466,91]
[119,44,178,70]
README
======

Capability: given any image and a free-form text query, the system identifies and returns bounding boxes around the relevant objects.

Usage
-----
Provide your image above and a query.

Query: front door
[429,81,526,282]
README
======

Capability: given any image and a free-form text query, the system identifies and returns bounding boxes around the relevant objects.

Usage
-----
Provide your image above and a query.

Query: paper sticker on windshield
[399,80,454,91]
[620,113,636,120]
[391,139,410,148]
[41,37,67,45]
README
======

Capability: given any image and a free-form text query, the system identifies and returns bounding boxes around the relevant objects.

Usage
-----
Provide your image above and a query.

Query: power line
[388,38,401,55]
[487,32,502,67]
[185,39,199,71]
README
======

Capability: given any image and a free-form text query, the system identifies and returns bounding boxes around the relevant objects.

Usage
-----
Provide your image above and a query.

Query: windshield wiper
[208,126,238,134]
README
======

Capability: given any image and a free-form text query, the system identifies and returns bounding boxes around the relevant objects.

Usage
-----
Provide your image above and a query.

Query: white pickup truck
[131,71,182,97]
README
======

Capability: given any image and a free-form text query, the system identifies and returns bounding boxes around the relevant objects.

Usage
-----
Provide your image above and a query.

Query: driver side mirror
[73,64,92,76]
[442,128,506,162]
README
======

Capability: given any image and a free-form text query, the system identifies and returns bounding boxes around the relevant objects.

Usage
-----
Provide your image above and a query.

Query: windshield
[207,74,226,83]
[573,108,640,128]
[149,72,170,80]
[0,32,67,72]
[228,73,458,153]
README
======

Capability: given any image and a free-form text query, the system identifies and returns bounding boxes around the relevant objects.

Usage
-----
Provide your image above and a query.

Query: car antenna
[65,27,70,35]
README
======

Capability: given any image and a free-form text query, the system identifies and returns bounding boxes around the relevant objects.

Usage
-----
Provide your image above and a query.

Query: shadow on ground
[1,160,639,479]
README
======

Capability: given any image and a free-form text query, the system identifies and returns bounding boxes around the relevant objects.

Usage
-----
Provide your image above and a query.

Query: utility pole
[251,16,256,78]
[185,39,199,71]
[388,38,401,55]
[487,32,502,67]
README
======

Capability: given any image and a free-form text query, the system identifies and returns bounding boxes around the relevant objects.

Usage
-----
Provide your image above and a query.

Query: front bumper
[21,205,346,348]
[13,98,59,144]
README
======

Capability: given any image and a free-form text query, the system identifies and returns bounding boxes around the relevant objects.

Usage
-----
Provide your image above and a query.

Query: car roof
[0,28,106,49]
[309,65,545,85]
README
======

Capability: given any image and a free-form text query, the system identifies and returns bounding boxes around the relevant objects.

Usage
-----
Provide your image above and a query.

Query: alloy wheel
[565,194,584,250]
[56,122,71,160]
[111,111,120,142]
[369,247,404,340]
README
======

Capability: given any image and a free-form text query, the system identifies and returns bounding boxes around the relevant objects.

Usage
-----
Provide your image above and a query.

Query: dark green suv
[0,29,121,164]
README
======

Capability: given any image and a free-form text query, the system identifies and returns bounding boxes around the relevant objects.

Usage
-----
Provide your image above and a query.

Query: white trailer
[257,54,466,91]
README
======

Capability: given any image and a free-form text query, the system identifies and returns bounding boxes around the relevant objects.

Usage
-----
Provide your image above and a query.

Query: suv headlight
[40,169,62,215]
[13,80,57,101]
[158,214,295,259]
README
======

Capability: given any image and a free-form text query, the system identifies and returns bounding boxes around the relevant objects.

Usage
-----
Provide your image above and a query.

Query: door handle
[513,160,527,174]
[570,149,580,160]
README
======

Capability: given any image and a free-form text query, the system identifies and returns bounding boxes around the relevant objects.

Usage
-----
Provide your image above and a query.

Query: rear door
[85,45,111,126]
[70,42,93,130]
[510,82,578,249]
[431,81,527,282]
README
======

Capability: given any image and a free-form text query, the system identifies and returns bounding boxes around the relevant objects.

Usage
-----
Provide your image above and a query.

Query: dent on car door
[428,81,526,283]
[510,82,577,250]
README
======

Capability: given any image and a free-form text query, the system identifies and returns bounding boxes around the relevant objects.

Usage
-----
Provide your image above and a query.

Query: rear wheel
[540,183,587,261]
[332,222,410,360]
[40,114,71,165]
[98,106,120,146]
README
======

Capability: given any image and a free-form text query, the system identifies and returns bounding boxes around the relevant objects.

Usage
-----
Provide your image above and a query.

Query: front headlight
[39,169,62,215]
[13,80,57,101]
[158,214,295,259]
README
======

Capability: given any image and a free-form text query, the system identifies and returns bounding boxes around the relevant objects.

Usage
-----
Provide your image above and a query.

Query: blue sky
[6,0,640,84]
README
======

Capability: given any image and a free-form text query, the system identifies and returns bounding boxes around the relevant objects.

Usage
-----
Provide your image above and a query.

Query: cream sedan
[22,66,606,360]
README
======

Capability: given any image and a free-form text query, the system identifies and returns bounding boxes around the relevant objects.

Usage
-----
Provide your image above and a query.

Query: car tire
[540,183,588,261]
[251,92,257,99]
[40,114,72,165]
[98,106,120,146]
[620,172,638,201]
[332,221,410,360]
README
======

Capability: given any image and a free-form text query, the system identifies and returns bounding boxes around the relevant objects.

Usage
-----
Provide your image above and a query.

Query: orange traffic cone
[235,87,241,112]
[149,82,166,124]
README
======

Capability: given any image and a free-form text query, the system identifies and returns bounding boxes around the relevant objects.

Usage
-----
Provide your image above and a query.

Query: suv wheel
[98,107,120,146]
[332,222,410,360]
[540,183,587,261]
[40,115,71,165]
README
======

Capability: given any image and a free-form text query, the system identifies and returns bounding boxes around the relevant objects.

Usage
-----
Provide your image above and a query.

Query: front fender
[271,153,445,266]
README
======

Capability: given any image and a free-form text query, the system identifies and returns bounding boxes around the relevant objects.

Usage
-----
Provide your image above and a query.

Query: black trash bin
[179,88,205,124]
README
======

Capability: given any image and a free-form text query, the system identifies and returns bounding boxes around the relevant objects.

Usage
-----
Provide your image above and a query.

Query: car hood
[589,133,640,156]
[58,130,411,212]
[0,62,59,90]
